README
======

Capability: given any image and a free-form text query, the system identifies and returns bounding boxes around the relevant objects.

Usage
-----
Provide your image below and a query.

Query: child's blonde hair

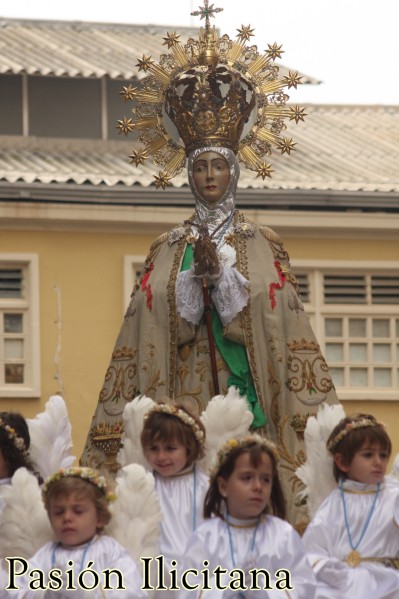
[42,467,113,529]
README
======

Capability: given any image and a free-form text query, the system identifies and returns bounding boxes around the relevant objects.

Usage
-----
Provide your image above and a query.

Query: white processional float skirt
[303,478,399,599]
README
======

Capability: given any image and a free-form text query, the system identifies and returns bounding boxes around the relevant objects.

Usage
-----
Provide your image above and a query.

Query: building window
[292,262,399,401]
[29,76,101,138]
[123,255,145,313]
[0,74,23,135]
[0,255,40,398]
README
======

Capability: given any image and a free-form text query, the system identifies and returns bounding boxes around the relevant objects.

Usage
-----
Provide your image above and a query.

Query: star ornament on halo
[277,138,297,155]
[282,71,303,89]
[154,171,172,189]
[162,31,181,48]
[129,149,148,166]
[266,42,284,60]
[256,162,274,179]
[135,54,155,73]
[116,117,134,136]
[289,106,307,124]
[119,84,137,102]
[236,25,255,43]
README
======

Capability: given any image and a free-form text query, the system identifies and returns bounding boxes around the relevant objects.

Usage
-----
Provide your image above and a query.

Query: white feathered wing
[117,395,156,469]
[106,463,162,561]
[387,453,399,485]
[27,394,75,479]
[295,403,346,518]
[0,468,53,559]
[198,386,254,474]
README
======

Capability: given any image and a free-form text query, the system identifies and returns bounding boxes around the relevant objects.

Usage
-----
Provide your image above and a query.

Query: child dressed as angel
[140,403,209,572]
[8,467,146,598]
[302,413,399,599]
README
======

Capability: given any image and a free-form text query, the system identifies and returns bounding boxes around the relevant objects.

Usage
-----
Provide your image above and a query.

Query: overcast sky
[1,0,398,105]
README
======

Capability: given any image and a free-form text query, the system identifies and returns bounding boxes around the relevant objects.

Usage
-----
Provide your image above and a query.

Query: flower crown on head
[209,434,279,482]
[327,417,385,453]
[41,467,115,503]
[145,403,205,446]
[0,417,27,454]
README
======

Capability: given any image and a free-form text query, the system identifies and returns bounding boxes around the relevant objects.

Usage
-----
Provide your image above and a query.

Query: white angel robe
[302,478,399,599]
[12,535,145,598]
[177,515,317,599]
[151,465,209,598]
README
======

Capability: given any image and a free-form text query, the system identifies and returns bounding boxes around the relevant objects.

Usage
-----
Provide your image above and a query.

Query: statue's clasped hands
[193,235,220,279]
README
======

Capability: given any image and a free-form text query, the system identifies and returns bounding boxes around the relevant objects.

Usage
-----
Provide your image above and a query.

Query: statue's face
[192,151,230,204]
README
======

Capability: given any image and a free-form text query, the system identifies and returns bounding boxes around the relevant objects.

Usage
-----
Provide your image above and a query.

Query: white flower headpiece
[327,417,385,452]
[0,417,27,453]
[145,404,205,446]
[209,434,279,482]
[42,467,115,502]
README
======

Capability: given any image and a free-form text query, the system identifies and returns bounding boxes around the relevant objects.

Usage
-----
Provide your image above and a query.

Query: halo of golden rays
[117,0,306,188]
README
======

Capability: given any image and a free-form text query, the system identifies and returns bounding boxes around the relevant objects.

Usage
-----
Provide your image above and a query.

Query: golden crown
[117,1,306,189]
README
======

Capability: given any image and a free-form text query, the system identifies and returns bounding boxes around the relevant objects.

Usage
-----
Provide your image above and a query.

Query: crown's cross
[191,1,223,29]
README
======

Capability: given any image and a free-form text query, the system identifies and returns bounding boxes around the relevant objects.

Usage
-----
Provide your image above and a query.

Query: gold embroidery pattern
[175,326,230,413]
[259,225,283,246]
[290,413,312,440]
[277,415,307,493]
[168,236,186,399]
[168,225,189,245]
[90,421,123,474]
[286,338,334,405]
[233,220,256,238]
[260,226,290,264]
[234,213,263,412]
[99,359,137,410]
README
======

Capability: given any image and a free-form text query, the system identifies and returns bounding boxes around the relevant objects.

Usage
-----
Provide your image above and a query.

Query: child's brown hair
[141,403,205,468]
[204,435,286,520]
[0,412,39,479]
[327,413,392,482]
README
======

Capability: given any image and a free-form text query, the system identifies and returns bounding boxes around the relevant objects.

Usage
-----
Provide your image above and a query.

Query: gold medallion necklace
[340,480,381,568]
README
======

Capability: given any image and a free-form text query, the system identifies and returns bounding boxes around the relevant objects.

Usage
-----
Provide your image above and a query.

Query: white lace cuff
[176,269,204,325]
[211,267,249,325]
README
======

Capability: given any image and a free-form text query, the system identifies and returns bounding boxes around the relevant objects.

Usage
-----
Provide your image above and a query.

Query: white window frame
[291,259,399,402]
[123,255,146,313]
[0,253,40,398]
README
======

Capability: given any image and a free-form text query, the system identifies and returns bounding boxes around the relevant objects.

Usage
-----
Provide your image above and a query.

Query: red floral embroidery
[141,263,154,311]
[269,260,286,309]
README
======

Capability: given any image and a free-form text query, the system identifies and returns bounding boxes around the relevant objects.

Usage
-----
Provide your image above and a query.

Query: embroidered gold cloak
[81,212,338,529]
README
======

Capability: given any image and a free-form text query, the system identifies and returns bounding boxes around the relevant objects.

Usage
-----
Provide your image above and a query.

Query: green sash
[181,245,267,428]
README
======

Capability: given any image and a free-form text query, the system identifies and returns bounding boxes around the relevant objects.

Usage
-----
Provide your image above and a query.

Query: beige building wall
[1,204,398,465]
[0,221,159,459]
